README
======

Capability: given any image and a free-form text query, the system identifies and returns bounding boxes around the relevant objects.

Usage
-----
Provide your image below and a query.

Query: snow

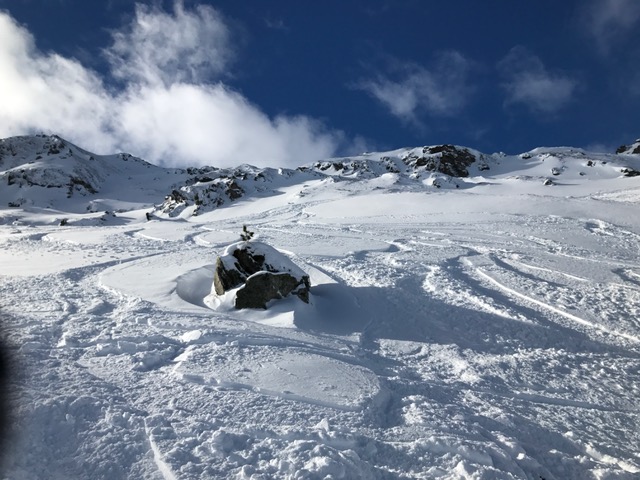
[1,136,640,478]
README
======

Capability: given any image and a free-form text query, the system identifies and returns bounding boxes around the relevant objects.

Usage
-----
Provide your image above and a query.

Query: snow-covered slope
[0,135,321,222]
[1,135,640,479]
[0,135,173,214]
[3,135,640,223]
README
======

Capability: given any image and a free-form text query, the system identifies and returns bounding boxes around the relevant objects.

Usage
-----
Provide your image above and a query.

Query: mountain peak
[615,139,640,155]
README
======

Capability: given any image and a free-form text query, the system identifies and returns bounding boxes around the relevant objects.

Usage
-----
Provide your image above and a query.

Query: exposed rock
[67,176,97,197]
[227,180,243,199]
[476,156,490,171]
[212,241,310,309]
[158,176,244,216]
[236,272,310,309]
[213,256,245,295]
[621,167,640,177]
[402,145,478,177]
[155,166,290,217]
[616,140,640,155]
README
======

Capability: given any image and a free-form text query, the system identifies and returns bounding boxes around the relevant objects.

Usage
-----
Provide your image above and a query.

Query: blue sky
[0,0,639,167]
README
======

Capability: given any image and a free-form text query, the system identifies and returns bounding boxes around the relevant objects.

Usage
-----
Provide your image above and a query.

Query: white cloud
[116,83,340,167]
[581,0,640,52]
[0,12,115,151]
[0,3,349,168]
[498,46,577,114]
[356,51,475,124]
[106,2,233,86]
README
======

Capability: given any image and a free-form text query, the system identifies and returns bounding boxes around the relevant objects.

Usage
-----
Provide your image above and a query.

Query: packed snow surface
[1,136,640,479]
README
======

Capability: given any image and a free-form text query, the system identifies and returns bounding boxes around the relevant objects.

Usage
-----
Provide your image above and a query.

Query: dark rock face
[213,256,245,295]
[621,168,640,177]
[233,248,266,276]
[616,140,640,155]
[235,272,310,309]
[403,145,477,177]
[212,241,310,309]
[160,178,245,217]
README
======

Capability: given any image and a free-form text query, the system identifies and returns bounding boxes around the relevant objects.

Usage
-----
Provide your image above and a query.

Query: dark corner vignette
[0,314,13,471]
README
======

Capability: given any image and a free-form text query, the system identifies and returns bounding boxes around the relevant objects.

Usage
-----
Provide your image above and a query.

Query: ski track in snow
[2,185,640,478]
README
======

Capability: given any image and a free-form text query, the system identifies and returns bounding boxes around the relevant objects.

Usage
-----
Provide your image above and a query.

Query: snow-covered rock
[616,138,640,155]
[307,144,488,182]
[154,165,322,217]
[401,144,480,177]
[213,240,310,309]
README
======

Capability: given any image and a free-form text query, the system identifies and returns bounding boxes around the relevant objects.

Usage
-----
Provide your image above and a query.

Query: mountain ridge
[1,133,639,223]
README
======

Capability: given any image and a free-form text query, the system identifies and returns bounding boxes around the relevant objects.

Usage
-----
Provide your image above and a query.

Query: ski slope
[1,137,640,479]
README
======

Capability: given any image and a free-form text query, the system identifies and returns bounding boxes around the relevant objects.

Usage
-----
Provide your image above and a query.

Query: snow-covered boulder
[213,241,310,309]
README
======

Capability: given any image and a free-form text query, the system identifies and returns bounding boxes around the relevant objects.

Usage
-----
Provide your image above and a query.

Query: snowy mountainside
[1,134,640,479]
[0,134,324,221]
[155,164,323,219]
[0,135,165,212]
[308,144,490,182]
[2,134,640,223]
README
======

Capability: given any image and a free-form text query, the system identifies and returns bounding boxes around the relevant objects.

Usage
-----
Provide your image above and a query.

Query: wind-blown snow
[1,136,640,479]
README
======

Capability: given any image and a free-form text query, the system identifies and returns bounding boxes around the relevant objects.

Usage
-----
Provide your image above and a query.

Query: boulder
[212,241,310,309]
[235,272,310,309]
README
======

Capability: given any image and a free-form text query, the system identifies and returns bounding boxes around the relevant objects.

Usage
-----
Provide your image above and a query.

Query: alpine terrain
[1,134,640,479]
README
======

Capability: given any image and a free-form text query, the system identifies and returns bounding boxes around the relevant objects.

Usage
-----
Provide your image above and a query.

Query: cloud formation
[356,51,475,124]
[498,46,577,114]
[107,2,234,86]
[0,3,347,168]
[581,0,640,52]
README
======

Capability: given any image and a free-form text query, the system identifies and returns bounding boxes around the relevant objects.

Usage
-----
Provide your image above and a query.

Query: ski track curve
[474,266,640,344]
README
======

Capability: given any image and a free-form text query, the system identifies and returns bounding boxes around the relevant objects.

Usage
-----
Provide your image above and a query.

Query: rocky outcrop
[311,145,482,180]
[213,241,310,309]
[621,167,640,177]
[402,145,478,177]
[158,177,245,217]
[616,140,640,155]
